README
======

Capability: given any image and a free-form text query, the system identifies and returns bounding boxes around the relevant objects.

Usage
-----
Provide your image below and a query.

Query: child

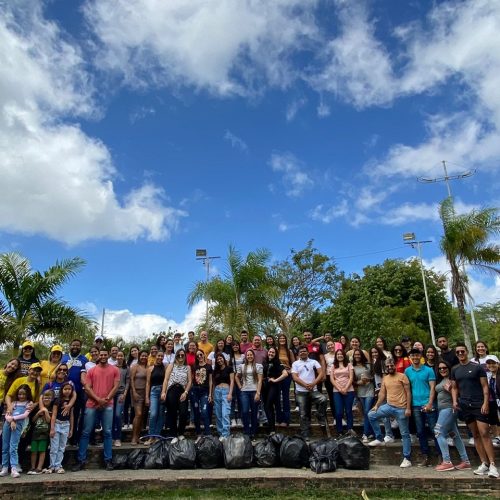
[485,355,500,447]
[47,382,74,474]
[28,390,54,474]
[0,384,33,478]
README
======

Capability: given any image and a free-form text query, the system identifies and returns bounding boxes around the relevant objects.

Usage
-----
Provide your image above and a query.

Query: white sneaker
[178,435,185,441]
[473,462,489,476]
[384,436,395,444]
[171,437,178,444]
[236,419,243,427]
[114,440,122,447]
[488,464,499,479]
[368,439,385,447]
[447,437,454,447]
[0,468,8,477]
[231,419,237,427]
[219,436,226,443]
[468,437,475,446]
[11,468,20,478]
[294,406,299,412]
[400,458,412,468]
[362,434,369,443]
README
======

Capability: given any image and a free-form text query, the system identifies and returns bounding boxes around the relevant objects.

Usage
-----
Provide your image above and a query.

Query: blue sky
[1,0,498,341]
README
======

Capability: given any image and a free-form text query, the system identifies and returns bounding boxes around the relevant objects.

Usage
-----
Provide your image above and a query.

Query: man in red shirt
[239,330,253,354]
[73,349,119,471]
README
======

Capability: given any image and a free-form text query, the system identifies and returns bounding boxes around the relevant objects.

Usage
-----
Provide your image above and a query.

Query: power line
[334,246,405,260]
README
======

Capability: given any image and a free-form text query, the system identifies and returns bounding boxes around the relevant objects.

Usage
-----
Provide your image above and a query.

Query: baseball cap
[30,362,43,371]
[22,340,34,349]
[485,354,499,364]
[51,345,63,353]
[94,335,104,341]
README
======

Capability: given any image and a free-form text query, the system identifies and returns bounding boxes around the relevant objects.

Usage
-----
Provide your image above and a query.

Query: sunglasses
[197,353,204,358]
[438,367,448,371]
[57,368,68,372]
[176,354,185,358]
[23,346,33,350]
[456,350,466,354]
[394,348,402,352]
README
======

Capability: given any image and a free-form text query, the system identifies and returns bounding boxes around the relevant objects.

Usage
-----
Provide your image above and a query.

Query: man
[197,331,214,357]
[239,330,252,354]
[303,331,326,391]
[405,348,437,467]
[291,345,328,440]
[451,344,498,478]
[62,339,88,445]
[250,335,267,364]
[108,346,119,366]
[368,358,412,468]
[73,349,120,472]
[401,337,412,355]
[173,332,184,353]
[184,331,195,351]
[437,336,459,367]
[17,340,39,376]
[86,335,105,360]
[312,332,333,355]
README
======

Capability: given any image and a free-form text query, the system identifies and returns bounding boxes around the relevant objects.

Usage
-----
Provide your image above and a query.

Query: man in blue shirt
[62,338,88,445]
[405,348,437,467]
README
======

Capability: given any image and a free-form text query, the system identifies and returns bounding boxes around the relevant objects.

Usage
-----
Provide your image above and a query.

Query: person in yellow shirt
[147,345,159,366]
[0,358,21,411]
[197,331,214,357]
[6,363,43,411]
[40,345,63,387]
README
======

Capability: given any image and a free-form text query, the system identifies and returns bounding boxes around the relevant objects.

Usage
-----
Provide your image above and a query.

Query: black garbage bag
[269,432,285,449]
[144,439,170,469]
[253,438,277,467]
[337,436,370,470]
[279,436,309,468]
[196,436,223,469]
[169,438,197,469]
[309,438,338,474]
[223,434,253,469]
[126,448,146,470]
[112,452,129,470]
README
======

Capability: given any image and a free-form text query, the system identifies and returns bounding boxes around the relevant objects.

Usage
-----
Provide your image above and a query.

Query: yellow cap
[22,340,34,349]
[51,345,63,353]
[30,362,42,370]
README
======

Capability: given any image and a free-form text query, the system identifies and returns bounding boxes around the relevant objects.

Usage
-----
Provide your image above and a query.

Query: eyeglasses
[438,367,448,371]
[456,350,466,354]
[57,368,68,372]
[177,354,185,358]
[197,354,204,358]
[394,348,402,352]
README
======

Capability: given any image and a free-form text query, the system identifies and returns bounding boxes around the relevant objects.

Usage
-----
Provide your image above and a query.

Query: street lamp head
[403,232,416,242]
[196,249,207,257]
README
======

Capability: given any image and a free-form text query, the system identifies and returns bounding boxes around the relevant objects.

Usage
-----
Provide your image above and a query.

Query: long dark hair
[2,358,21,395]
[264,346,280,378]
[15,384,33,402]
[277,334,293,367]
[371,347,387,377]
[351,348,369,367]
[436,360,451,384]
[333,349,348,369]
[391,344,408,361]
[56,381,74,407]
[213,352,228,375]
[242,349,258,383]
[127,345,140,366]
[473,340,489,362]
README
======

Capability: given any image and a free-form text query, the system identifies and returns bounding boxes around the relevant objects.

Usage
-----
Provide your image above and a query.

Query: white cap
[485,354,499,363]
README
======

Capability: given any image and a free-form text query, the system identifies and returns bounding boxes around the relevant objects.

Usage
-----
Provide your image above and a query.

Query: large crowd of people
[0,331,498,479]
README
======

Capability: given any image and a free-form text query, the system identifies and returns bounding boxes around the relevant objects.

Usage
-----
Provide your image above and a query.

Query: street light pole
[403,233,436,346]
[195,249,220,328]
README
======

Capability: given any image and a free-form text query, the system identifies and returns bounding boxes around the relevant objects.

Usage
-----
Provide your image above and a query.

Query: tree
[439,197,500,352]
[270,240,342,334]
[473,302,500,352]
[0,252,97,351]
[321,259,457,348]
[187,246,281,336]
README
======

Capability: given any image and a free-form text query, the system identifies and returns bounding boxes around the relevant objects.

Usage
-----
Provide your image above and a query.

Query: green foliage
[321,259,456,347]
[473,301,500,351]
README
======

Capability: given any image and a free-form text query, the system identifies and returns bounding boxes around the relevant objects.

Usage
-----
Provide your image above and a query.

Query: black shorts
[488,400,500,426]
[459,401,490,425]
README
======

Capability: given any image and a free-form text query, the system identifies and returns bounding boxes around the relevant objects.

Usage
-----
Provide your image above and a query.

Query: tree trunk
[455,290,472,354]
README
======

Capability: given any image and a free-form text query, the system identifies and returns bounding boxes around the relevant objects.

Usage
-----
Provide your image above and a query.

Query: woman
[352,348,374,442]
[472,341,489,366]
[129,350,148,444]
[145,351,166,443]
[339,334,349,351]
[41,363,71,401]
[331,349,355,435]
[163,339,175,365]
[434,361,470,471]
[17,341,39,376]
[375,337,392,359]
[323,340,337,424]
[155,334,167,352]
[391,344,411,373]
[123,345,139,430]
[223,335,234,355]
[212,353,234,438]
[112,351,129,447]
[370,347,394,442]
[0,359,21,414]
[262,347,288,433]
[265,335,276,350]
[161,349,192,441]
[185,341,198,369]
[290,336,301,361]
[425,345,439,377]
[346,336,369,362]
[236,349,263,439]
[229,342,244,427]
[84,346,99,372]
[40,345,63,387]
[276,333,294,427]
[147,345,159,366]
[208,339,230,368]
[190,350,212,437]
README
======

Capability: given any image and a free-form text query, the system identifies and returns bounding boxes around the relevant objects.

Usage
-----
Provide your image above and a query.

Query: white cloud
[286,98,307,121]
[269,152,314,197]
[0,2,185,245]
[316,100,330,118]
[309,200,348,224]
[379,202,440,226]
[223,130,248,151]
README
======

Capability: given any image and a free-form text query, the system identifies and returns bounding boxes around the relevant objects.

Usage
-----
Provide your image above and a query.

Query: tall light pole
[195,249,220,328]
[403,233,436,346]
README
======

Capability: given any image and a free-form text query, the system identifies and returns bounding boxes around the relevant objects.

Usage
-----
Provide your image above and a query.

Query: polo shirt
[405,364,435,406]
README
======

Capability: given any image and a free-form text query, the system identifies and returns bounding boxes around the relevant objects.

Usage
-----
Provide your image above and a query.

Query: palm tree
[187,245,281,335]
[0,252,97,351]
[439,197,500,351]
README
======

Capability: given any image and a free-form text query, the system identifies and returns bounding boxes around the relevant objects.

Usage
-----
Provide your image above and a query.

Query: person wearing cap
[173,333,184,354]
[17,340,40,377]
[5,363,43,412]
[401,337,412,354]
[484,354,500,447]
[86,336,105,360]
[40,345,64,387]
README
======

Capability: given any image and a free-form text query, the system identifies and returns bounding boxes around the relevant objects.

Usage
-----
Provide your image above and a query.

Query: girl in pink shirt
[330,349,355,436]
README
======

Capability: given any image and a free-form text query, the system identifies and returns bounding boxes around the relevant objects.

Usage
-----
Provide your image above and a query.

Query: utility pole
[418,160,478,341]
[195,249,220,328]
[403,233,436,346]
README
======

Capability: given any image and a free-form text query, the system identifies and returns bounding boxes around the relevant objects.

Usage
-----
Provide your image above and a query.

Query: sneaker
[114,440,122,447]
[488,464,499,479]
[455,461,471,470]
[178,435,185,441]
[219,436,226,443]
[55,468,65,474]
[447,437,455,447]
[362,434,369,443]
[384,435,395,444]
[71,462,86,472]
[468,437,475,446]
[231,419,237,427]
[105,461,114,471]
[368,439,385,447]
[294,406,299,412]
[236,419,243,427]
[171,437,179,445]
[400,458,412,468]
[0,468,9,477]
[435,461,454,471]
[473,462,489,476]
[11,468,20,478]
[493,437,500,448]
[27,469,37,475]
[42,468,54,474]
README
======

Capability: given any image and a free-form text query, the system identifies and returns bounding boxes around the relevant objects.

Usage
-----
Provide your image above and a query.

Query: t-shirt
[7,376,41,401]
[17,354,39,377]
[207,351,230,369]
[237,363,263,392]
[213,366,233,387]
[40,360,59,387]
[331,363,354,393]
[306,342,322,362]
[239,342,253,354]
[108,358,118,366]
[193,364,212,390]
[61,353,88,392]
[451,362,487,405]
[198,342,214,357]
[440,350,459,367]
[85,363,120,408]
[42,380,74,400]
[435,378,453,410]
[353,364,374,398]
[405,364,436,406]
[0,370,9,402]
[32,414,50,441]
[291,358,321,392]
[324,353,335,376]
[382,372,410,409]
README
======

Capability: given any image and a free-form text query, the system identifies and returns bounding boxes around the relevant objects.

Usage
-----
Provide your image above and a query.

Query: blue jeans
[435,408,469,463]
[2,420,23,469]
[148,385,165,436]
[369,404,411,459]
[412,405,438,456]
[240,390,259,437]
[359,396,375,436]
[112,393,125,440]
[50,420,70,469]
[190,386,210,435]
[277,374,292,424]
[333,391,355,433]
[78,406,113,463]
[214,386,231,437]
